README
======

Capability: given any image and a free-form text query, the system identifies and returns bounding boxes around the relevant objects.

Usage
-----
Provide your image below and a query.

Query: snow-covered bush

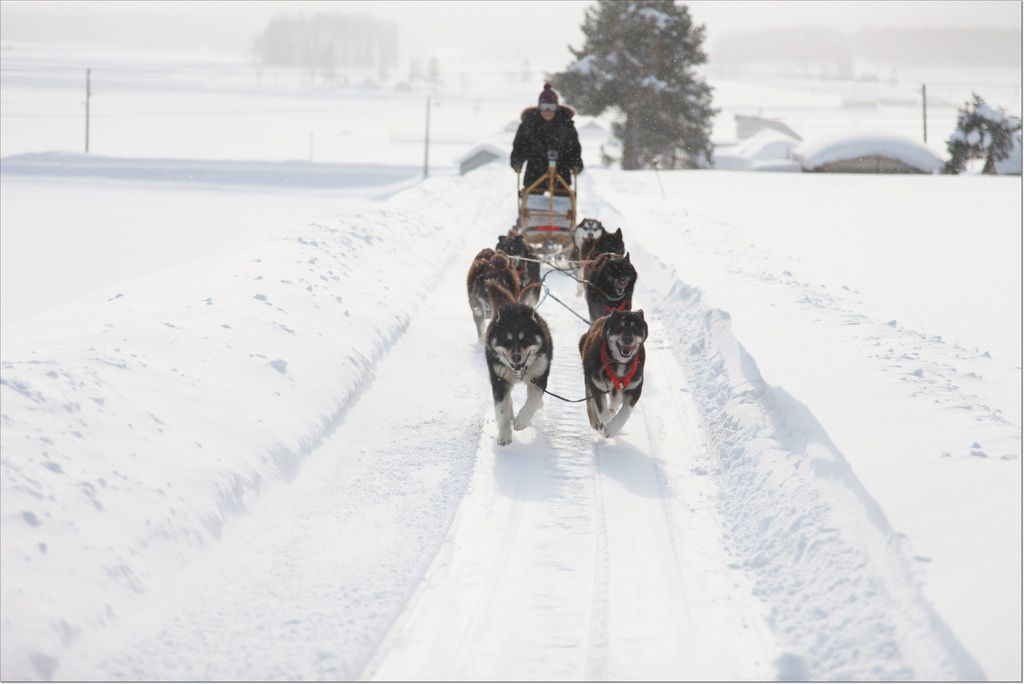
[943,93,1022,175]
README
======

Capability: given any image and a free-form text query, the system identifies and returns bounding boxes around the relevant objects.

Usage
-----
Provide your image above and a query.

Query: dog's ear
[615,228,622,237]
[636,309,644,319]
[624,252,631,263]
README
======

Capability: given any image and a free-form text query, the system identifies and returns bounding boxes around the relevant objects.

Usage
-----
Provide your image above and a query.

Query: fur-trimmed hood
[520,104,577,124]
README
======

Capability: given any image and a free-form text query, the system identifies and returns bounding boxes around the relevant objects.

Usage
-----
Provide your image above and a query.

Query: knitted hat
[538,83,559,105]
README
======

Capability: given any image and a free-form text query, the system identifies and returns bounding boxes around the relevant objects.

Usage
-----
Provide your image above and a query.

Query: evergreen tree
[944,93,1022,174]
[553,0,717,170]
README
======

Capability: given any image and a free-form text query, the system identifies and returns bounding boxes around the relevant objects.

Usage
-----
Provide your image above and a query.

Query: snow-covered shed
[796,134,943,174]
[458,144,505,175]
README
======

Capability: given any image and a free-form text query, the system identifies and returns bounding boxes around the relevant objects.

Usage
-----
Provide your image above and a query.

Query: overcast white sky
[1,0,1021,70]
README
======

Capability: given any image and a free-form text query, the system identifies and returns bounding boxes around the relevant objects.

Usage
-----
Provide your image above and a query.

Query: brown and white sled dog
[485,303,553,445]
[584,252,637,323]
[579,309,648,437]
[496,233,541,307]
[466,249,519,340]
[466,248,543,341]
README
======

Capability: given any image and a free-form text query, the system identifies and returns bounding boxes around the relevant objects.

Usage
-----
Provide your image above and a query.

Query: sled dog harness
[603,300,629,314]
[600,341,640,390]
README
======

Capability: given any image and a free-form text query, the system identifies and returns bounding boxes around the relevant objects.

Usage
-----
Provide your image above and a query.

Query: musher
[511,83,583,194]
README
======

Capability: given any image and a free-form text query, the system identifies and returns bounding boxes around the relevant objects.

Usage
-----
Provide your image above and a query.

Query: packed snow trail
[364,265,775,680]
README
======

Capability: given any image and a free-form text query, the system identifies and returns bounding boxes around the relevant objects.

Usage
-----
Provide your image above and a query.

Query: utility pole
[921,83,928,144]
[423,95,431,179]
[84,68,91,153]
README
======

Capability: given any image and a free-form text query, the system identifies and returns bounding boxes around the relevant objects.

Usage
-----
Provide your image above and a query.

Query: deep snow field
[1,44,1021,681]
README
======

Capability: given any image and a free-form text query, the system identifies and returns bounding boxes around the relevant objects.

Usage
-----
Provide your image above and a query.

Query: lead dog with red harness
[578,309,647,437]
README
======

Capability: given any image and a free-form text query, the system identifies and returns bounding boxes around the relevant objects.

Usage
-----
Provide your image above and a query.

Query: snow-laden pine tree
[553,0,717,170]
[944,93,1022,174]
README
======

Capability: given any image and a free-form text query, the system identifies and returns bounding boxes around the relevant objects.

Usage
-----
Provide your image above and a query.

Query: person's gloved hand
[511,161,523,173]
[572,165,583,176]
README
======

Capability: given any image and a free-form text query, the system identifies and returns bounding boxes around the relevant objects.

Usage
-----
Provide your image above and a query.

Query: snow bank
[641,257,985,680]
[796,133,944,173]
[0,152,422,190]
[0,165,507,680]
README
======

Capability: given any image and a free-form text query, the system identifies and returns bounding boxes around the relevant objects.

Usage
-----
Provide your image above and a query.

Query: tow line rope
[530,377,610,403]
[513,260,618,404]
[534,266,592,326]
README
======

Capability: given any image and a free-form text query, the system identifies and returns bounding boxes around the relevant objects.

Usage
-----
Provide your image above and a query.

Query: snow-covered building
[796,134,943,174]
[458,144,505,175]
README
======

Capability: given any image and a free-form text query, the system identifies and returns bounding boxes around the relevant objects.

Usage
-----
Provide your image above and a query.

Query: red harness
[600,341,640,391]
[603,300,629,314]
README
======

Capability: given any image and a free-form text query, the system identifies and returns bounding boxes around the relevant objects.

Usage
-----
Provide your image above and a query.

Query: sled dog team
[466,220,647,446]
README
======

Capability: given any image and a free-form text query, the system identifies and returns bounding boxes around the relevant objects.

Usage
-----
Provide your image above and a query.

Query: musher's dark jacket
[511,105,583,189]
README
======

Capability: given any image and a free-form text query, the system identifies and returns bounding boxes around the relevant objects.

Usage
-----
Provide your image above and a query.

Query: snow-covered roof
[715,129,800,170]
[735,114,802,142]
[733,128,800,160]
[457,143,505,165]
[796,134,943,173]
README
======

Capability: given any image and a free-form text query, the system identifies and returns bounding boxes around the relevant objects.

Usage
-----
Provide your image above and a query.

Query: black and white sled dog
[485,303,553,445]
[583,252,637,323]
[579,309,648,437]
[496,232,541,307]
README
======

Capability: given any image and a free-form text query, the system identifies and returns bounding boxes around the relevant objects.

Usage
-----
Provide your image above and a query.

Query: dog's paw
[496,434,512,446]
[513,416,530,431]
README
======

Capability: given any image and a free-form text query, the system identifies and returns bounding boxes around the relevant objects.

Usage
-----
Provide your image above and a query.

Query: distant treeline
[253,13,399,74]
[712,26,1022,75]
